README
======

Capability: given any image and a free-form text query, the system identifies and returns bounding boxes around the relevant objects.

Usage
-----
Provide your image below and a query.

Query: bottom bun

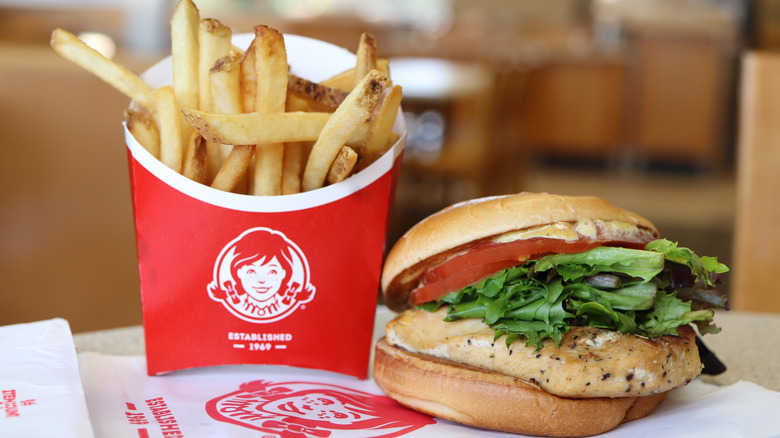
[373,338,668,437]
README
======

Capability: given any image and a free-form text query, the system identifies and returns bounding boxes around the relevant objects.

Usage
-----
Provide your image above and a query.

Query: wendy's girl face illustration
[263,393,363,425]
[206,380,436,437]
[208,227,315,323]
[236,256,287,302]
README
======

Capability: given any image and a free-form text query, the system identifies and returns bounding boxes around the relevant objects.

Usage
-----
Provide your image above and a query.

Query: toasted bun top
[381,192,658,310]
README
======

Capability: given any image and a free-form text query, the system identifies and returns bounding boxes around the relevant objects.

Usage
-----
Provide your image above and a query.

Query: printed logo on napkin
[208,228,316,324]
[206,380,435,437]
[1,389,36,419]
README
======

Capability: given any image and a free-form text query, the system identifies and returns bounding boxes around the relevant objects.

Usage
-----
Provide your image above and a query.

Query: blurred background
[0,0,770,332]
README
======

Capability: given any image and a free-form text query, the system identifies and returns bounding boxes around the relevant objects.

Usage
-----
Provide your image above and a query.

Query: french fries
[198,18,233,181]
[170,0,200,112]
[302,69,390,191]
[211,144,254,192]
[198,19,232,112]
[208,53,242,173]
[357,84,403,156]
[282,142,306,194]
[51,0,402,197]
[251,25,288,196]
[327,146,358,184]
[321,58,390,91]
[170,0,200,170]
[287,74,349,112]
[282,93,311,195]
[182,110,331,144]
[51,28,155,112]
[183,132,208,184]
[239,38,258,113]
[154,85,183,172]
[355,33,377,86]
[125,109,160,158]
[209,55,242,115]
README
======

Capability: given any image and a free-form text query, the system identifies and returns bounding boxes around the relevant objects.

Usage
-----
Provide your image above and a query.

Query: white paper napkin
[77,352,780,438]
[0,318,94,437]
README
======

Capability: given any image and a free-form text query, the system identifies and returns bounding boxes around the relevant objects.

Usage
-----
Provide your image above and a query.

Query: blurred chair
[386,58,496,246]
[731,51,780,313]
[391,57,495,195]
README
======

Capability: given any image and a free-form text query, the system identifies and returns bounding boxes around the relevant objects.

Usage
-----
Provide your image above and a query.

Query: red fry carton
[125,34,405,378]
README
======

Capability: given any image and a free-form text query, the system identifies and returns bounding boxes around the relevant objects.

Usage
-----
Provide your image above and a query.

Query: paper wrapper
[125,34,405,377]
[0,319,94,438]
[76,355,780,438]
[75,307,780,438]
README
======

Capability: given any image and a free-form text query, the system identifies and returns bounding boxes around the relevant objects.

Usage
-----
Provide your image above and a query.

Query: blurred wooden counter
[699,310,780,391]
[0,44,154,332]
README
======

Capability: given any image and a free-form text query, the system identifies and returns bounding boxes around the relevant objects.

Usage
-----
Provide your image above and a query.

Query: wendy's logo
[206,380,435,437]
[208,227,315,323]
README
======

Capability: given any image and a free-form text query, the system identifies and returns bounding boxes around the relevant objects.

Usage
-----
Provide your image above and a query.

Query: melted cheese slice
[492,219,647,244]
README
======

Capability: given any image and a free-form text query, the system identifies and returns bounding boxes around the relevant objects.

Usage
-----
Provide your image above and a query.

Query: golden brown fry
[50,28,155,111]
[378,58,392,76]
[252,24,288,196]
[210,54,242,114]
[281,95,310,195]
[179,105,396,156]
[302,69,390,191]
[358,84,403,155]
[320,68,352,91]
[183,110,331,144]
[239,38,258,113]
[281,142,306,195]
[229,46,245,58]
[254,144,284,196]
[182,131,208,184]
[384,132,401,153]
[353,134,399,174]
[253,25,288,114]
[211,144,255,192]
[355,32,377,86]
[198,18,232,112]
[348,85,403,173]
[170,0,200,169]
[170,0,199,111]
[154,85,183,172]
[125,109,160,158]
[327,145,358,184]
[287,73,348,112]
[208,53,242,180]
[321,58,390,91]
[286,94,311,112]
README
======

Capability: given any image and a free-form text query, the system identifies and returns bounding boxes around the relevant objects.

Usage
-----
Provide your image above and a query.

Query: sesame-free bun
[373,338,668,437]
[381,192,658,312]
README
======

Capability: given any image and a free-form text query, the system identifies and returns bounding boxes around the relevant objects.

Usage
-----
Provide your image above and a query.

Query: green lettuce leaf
[645,239,729,287]
[639,292,717,336]
[534,246,665,282]
[418,239,728,351]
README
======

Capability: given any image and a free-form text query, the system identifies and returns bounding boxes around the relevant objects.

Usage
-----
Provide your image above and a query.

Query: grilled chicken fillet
[385,307,701,398]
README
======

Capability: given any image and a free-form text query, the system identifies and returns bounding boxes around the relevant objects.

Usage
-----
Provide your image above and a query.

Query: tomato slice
[410,259,520,306]
[409,237,646,306]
